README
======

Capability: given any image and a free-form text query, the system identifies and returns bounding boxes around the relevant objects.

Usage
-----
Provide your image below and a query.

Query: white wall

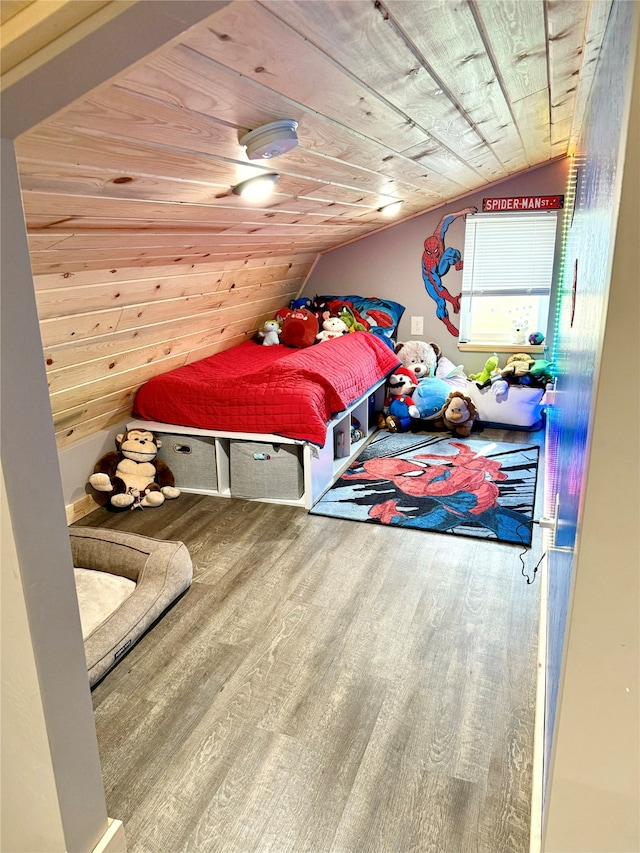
[1,4,230,849]
[304,158,569,374]
[1,139,109,852]
[1,464,68,853]
[543,9,639,850]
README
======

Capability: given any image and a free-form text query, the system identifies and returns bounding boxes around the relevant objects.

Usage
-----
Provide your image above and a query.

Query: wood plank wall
[38,256,313,449]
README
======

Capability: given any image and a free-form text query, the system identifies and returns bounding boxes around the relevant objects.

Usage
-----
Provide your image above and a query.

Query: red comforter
[133,332,400,445]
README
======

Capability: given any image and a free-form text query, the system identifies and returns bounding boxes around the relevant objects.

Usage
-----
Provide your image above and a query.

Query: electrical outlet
[410,316,424,336]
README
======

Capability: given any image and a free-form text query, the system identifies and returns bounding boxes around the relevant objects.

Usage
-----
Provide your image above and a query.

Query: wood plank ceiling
[3,0,612,454]
[13,0,611,273]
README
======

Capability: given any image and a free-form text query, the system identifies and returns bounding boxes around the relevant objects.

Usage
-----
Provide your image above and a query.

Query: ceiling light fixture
[240,120,299,160]
[378,200,403,217]
[232,173,280,202]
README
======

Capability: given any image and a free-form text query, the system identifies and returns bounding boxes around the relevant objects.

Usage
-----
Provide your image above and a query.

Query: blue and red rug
[310,432,539,546]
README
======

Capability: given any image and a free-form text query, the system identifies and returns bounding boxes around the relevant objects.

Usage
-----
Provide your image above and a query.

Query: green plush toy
[469,354,499,384]
[339,306,367,332]
[521,358,556,387]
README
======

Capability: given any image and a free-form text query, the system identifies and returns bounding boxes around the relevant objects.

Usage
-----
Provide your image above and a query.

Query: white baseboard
[92,818,126,853]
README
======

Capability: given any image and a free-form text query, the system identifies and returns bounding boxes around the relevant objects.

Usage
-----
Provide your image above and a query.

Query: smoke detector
[240,120,299,160]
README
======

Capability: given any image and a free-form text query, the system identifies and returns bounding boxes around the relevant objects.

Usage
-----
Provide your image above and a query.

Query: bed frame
[127,377,387,510]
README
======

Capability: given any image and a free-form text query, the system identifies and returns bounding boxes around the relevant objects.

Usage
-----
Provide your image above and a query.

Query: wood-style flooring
[79,428,543,853]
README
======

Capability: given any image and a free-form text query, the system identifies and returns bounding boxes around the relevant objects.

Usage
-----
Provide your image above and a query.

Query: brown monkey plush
[434,391,478,437]
[89,428,180,510]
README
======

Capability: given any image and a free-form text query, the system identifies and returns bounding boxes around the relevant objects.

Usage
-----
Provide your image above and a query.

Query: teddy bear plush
[378,367,420,432]
[501,353,535,381]
[89,428,180,510]
[509,310,530,345]
[394,340,441,379]
[435,391,477,437]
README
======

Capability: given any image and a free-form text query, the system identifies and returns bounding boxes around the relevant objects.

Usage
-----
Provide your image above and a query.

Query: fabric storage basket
[230,441,303,500]
[464,381,546,430]
[155,433,218,491]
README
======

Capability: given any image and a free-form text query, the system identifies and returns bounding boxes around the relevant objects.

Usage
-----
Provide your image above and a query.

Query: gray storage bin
[155,433,218,491]
[230,441,303,500]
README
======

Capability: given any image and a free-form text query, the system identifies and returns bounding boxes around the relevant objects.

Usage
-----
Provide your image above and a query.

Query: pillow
[435,355,468,390]
[317,294,405,339]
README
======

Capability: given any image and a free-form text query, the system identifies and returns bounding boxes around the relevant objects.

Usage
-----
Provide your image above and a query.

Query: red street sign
[482,195,564,212]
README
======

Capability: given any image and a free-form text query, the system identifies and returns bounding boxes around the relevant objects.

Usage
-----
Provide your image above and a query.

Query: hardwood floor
[79,428,543,853]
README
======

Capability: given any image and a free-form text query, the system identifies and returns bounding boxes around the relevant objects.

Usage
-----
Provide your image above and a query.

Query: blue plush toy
[290,297,313,311]
[412,375,452,420]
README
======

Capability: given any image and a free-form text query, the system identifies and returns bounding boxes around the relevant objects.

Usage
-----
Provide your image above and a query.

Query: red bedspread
[133,332,400,445]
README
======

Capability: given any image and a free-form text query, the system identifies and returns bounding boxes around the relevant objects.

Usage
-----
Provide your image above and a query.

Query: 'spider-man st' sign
[482,195,564,211]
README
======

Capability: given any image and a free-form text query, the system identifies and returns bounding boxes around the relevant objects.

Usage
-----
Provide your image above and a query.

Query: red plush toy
[278,308,319,348]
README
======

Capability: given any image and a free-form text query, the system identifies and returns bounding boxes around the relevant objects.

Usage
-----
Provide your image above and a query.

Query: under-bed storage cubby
[330,384,386,471]
[155,432,218,492]
[127,374,389,509]
[230,441,303,501]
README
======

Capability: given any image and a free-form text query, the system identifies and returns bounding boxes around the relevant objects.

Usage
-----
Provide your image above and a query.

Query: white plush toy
[509,307,532,345]
[316,316,348,342]
[259,320,281,346]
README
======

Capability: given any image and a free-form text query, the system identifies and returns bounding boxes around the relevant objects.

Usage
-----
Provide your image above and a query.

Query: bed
[130,308,403,507]
[133,328,401,446]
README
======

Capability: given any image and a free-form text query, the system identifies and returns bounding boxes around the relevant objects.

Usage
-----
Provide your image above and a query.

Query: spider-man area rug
[310,432,540,546]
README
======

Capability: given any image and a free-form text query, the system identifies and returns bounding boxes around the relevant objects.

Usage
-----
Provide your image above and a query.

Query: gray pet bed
[70,526,193,686]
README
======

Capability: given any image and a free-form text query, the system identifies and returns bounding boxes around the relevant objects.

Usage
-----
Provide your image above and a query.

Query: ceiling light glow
[378,200,403,217]
[232,173,280,202]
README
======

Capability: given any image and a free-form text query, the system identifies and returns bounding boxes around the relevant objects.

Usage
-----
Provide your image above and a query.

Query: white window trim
[459,210,559,348]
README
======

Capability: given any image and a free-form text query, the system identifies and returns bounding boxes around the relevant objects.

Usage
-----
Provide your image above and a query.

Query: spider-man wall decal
[421,206,477,336]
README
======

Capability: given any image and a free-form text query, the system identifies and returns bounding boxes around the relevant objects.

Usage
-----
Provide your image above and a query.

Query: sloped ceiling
[8,0,612,274]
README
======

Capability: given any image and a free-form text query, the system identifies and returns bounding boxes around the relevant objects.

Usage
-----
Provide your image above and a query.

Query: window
[459,211,559,346]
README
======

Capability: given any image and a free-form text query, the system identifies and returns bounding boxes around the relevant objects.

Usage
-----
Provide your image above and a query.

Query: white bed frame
[127,378,387,510]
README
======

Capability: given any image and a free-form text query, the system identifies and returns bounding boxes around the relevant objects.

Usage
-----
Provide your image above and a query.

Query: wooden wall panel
[36,257,312,449]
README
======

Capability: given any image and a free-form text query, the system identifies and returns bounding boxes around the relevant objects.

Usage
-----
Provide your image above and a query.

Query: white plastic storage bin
[155,432,218,491]
[230,441,303,500]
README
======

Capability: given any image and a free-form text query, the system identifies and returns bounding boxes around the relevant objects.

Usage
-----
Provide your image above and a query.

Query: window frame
[458,210,559,349]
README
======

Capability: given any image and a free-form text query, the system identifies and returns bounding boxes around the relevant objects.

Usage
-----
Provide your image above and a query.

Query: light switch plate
[410,316,424,335]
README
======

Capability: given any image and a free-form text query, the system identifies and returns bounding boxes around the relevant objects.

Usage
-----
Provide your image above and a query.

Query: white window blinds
[459,211,558,344]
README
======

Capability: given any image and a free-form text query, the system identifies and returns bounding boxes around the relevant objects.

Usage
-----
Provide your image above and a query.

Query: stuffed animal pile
[256,295,380,350]
[471,352,556,397]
